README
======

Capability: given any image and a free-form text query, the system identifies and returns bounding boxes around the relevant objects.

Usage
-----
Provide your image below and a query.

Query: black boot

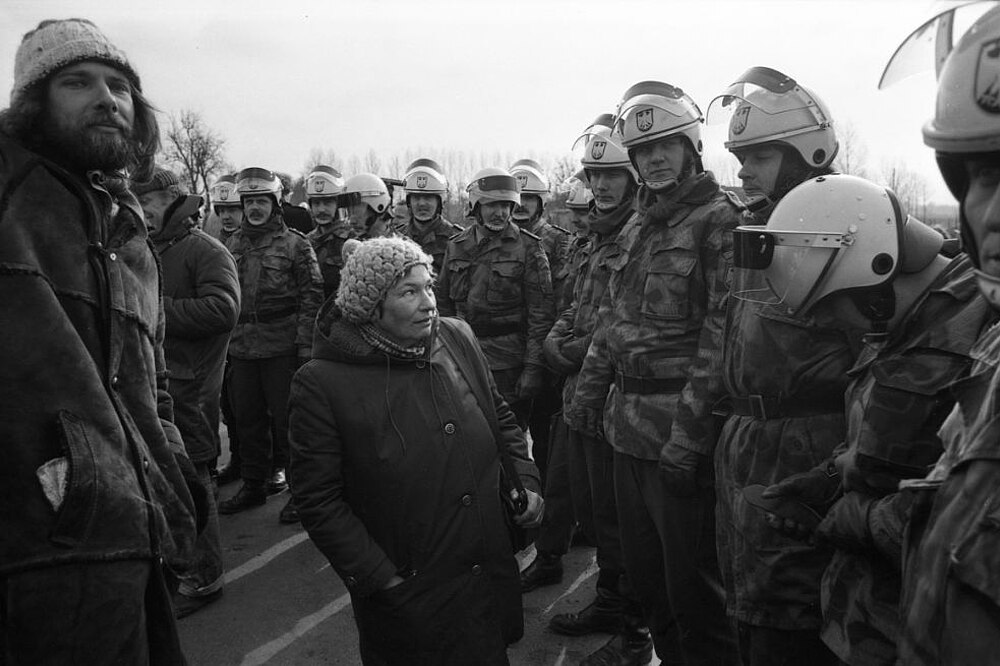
[218,481,267,514]
[579,626,654,666]
[267,467,288,494]
[278,496,300,524]
[549,586,623,636]
[215,462,241,486]
[519,552,563,593]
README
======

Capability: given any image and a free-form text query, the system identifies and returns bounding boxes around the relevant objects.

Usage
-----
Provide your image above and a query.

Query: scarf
[359,322,427,360]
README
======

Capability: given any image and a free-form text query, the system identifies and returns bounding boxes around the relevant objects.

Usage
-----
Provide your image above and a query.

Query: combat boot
[278,496,300,524]
[549,586,623,636]
[519,552,563,592]
[267,467,288,494]
[218,481,267,514]
[579,626,654,666]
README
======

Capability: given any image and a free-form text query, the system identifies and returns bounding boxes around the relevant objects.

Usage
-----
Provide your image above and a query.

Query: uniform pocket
[488,260,523,306]
[641,254,696,321]
[446,259,472,302]
[260,254,292,292]
[950,500,1000,609]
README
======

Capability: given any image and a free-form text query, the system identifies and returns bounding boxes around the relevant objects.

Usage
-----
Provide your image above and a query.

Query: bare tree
[833,119,870,178]
[880,159,930,220]
[363,149,382,175]
[303,148,343,175]
[162,110,227,195]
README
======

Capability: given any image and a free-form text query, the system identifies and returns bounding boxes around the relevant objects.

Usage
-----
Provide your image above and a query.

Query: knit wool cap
[132,166,185,196]
[11,19,140,104]
[336,237,433,325]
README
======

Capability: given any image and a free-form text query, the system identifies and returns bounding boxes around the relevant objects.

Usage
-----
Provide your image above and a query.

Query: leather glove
[760,463,842,538]
[563,404,605,440]
[559,338,591,367]
[815,492,874,552]
[516,368,544,399]
[543,334,579,376]
[659,446,707,497]
[174,453,209,534]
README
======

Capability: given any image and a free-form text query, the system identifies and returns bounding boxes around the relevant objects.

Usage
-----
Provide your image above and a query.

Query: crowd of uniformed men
[6,8,1000,666]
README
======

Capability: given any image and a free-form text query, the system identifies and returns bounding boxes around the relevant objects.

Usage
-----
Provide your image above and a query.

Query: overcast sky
[0,0,980,203]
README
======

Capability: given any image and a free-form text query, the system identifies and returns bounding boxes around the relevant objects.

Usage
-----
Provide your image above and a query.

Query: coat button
[444,422,456,435]
[346,576,357,587]
[110,375,119,388]
[471,564,482,576]
[461,494,473,506]
[109,252,117,261]
[143,457,150,472]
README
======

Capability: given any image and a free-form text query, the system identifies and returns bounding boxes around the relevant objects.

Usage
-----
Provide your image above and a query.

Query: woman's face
[377,264,437,346]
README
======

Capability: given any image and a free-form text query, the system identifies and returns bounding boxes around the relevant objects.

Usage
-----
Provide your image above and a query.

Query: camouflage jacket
[572,173,740,460]
[548,201,635,410]
[520,216,572,314]
[820,256,989,665]
[897,298,1000,665]
[714,205,863,629]
[225,216,324,359]
[307,220,354,300]
[437,221,554,380]
[399,214,462,277]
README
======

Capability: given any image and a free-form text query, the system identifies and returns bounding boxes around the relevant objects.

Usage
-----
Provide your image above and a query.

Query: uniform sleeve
[667,203,737,457]
[288,365,397,597]
[523,241,555,370]
[437,243,456,317]
[163,240,240,339]
[294,239,325,354]
[571,285,614,410]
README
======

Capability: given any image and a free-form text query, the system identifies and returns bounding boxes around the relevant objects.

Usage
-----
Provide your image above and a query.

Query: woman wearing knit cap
[288,236,543,665]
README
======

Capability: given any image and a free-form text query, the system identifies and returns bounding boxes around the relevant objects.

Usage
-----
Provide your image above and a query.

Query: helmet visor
[708,67,817,124]
[732,226,846,313]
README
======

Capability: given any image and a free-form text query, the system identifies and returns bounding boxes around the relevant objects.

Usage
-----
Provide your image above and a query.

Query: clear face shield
[731,225,850,316]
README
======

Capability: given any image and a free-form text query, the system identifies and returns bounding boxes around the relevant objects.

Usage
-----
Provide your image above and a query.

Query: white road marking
[224,532,311,585]
[543,555,598,616]
[239,594,353,666]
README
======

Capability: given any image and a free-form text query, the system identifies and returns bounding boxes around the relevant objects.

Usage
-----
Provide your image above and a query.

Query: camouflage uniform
[819,256,989,665]
[571,173,741,664]
[399,214,462,277]
[225,215,324,483]
[714,221,862,640]
[437,221,554,405]
[898,299,1000,664]
[306,220,354,300]
[520,216,572,315]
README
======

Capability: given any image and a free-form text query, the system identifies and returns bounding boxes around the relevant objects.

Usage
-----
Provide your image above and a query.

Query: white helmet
[236,167,282,205]
[615,80,703,153]
[708,66,838,170]
[466,166,521,213]
[403,158,448,197]
[509,159,550,198]
[731,174,943,319]
[341,173,390,215]
[305,165,346,199]
[574,113,638,182]
[209,174,241,211]
[561,172,594,211]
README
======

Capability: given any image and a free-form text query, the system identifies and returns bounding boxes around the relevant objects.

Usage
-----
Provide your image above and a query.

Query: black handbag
[437,321,533,553]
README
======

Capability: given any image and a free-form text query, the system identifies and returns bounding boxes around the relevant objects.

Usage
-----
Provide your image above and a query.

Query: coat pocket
[641,253,696,321]
[446,259,472,302]
[488,260,523,306]
[48,410,100,548]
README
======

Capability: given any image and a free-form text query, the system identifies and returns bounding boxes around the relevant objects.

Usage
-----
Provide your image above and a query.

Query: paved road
[177,480,655,665]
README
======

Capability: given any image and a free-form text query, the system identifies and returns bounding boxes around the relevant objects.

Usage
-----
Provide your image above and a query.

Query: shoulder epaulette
[288,227,309,239]
[721,189,746,210]
[446,221,463,231]
[549,223,572,235]
[520,228,542,242]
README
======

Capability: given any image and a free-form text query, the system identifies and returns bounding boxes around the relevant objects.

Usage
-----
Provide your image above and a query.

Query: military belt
[722,393,845,420]
[471,321,522,338]
[613,372,686,395]
[238,305,298,324]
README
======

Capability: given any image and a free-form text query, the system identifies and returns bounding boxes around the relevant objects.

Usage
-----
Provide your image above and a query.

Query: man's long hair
[0,76,160,181]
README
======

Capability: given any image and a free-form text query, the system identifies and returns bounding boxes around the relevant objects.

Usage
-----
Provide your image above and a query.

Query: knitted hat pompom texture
[132,166,184,196]
[336,237,434,325]
[12,18,140,104]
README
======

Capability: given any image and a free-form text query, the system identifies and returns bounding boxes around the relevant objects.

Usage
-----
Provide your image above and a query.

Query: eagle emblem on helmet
[730,104,752,135]
[315,180,325,193]
[591,141,606,160]
[416,175,428,188]
[219,187,231,200]
[636,109,654,132]
[516,173,528,188]
[976,38,1000,114]
[249,179,260,190]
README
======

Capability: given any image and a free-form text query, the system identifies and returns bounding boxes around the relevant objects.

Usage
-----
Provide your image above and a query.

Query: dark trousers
[525,379,562,485]
[229,355,296,483]
[534,415,579,557]
[614,452,738,666]
[737,623,842,666]
[0,560,186,666]
[220,358,240,469]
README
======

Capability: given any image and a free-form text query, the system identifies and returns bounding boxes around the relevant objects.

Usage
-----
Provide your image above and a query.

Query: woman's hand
[514,489,544,528]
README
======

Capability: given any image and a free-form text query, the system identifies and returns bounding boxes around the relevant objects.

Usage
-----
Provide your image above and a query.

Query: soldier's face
[309,197,340,225]
[632,136,686,186]
[377,264,437,346]
[512,195,542,223]
[478,201,512,232]
[409,194,439,222]
[964,158,1000,278]
[736,146,783,202]
[216,204,242,232]
[569,209,589,233]
[349,203,374,235]
[44,61,135,172]
[243,195,274,225]
[137,189,174,234]
[589,170,631,211]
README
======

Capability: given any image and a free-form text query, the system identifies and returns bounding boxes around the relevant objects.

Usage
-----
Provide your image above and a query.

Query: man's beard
[36,110,136,173]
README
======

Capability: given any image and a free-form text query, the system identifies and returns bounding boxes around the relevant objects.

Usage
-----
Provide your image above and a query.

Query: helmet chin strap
[644,177,678,194]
